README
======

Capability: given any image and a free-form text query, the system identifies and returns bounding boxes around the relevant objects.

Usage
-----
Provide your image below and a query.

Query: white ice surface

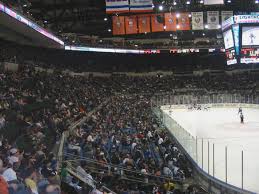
[162,107,259,193]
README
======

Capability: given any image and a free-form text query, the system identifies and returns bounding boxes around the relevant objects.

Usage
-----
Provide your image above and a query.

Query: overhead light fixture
[188,14,192,18]
[108,29,111,32]
[205,24,208,29]
[255,0,259,3]
[217,24,221,29]
[202,33,205,36]
[135,44,138,47]
[176,25,180,29]
[173,1,177,5]
[104,18,108,21]
[164,25,167,29]
[23,4,27,7]
[227,0,231,3]
[158,5,163,11]
[170,34,173,37]
[186,1,191,5]
[176,13,180,18]
[200,0,204,3]
[44,20,48,23]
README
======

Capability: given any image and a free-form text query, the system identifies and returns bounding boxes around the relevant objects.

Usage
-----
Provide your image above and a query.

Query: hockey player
[238,107,242,115]
[240,113,244,124]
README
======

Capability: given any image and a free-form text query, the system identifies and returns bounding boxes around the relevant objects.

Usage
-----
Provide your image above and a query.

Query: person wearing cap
[8,148,21,167]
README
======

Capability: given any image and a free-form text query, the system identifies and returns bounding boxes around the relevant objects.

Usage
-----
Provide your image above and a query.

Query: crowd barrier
[152,94,257,194]
[56,99,115,193]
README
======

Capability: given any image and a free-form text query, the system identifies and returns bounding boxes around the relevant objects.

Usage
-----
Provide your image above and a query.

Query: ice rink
[162,107,259,193]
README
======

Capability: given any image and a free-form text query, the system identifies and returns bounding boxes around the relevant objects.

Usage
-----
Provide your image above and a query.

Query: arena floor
[162,107,259,193]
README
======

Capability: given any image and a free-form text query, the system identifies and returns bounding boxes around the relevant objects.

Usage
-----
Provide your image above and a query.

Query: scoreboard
[222,15,259,65]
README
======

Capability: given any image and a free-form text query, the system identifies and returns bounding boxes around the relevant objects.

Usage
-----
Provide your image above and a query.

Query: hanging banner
[106,0,129,14]
[207,11,219,29]
[125,16,138,34]
[151,14,164,32]
[112,16,125,35]
[221,11,233,24]
[129,0,153,13]
[138,15,151,33]
[164,13,177,31]
[177,13,190,31]
[191,12,204,30]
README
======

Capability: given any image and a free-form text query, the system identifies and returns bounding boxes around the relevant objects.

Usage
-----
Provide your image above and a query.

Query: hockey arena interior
[1,0,259,194]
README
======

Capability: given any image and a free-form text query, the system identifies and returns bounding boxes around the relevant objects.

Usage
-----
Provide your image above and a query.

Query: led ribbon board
[0,2,64,46]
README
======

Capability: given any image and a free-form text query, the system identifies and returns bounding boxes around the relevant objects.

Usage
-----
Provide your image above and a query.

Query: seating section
[0,58,258,194]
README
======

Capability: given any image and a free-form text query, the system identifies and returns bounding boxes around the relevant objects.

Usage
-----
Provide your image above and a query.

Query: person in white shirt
[0,115,5,129]
[158,137,164,145]
[87,134,94,143]
[2,165,17,182]
[147,131,153,139]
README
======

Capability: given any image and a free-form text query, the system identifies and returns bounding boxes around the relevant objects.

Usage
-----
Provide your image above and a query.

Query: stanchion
[225,146,228,183]
[202,138,204,170]
[242,150,244,189]
[213,143,215,177]
[208,141,210,174]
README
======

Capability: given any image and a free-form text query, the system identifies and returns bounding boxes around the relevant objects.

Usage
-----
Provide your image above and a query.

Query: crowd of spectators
[0,58,258,194]
[64,94,194,194]
[0,66,113,194]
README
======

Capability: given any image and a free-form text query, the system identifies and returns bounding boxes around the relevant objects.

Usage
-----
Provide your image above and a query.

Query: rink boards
[161,104,259,194]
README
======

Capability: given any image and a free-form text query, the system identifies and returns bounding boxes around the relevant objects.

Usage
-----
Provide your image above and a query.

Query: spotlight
[227,0,231,3]
[164,25,167,30]
[186,1,191,5]
[256,0,259,3]
[217,24,221,29]
[104,18,108,21]
[158,5,163,11]
[200,0,204,3]
[205,24,208,29]
[202,33,205,36]
[173,1,177,5]
[108,29,111,32]
[176,13,180,18]
[176,25,180,29]
[188,14,192,18]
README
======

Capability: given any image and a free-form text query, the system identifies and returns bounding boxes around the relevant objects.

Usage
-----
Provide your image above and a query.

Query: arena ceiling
[2,0,259,47]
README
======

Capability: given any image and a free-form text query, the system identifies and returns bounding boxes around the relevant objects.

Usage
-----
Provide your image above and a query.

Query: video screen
[204,0,224,5]
[226,49,237,65]
[241,48,259,64]
[223,29,234,50]
[242,26,259,46]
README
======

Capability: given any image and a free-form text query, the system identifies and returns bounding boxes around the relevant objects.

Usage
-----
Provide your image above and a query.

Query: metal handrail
[63,153,183,183]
